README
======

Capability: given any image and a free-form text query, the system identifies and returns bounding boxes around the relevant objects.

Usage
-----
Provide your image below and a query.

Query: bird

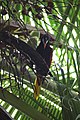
[34,34,53,100]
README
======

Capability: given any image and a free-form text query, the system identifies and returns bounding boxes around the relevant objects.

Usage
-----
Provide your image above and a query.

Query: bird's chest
[43,47,52,67]
[42,47,50,60]
[36,44,52,67]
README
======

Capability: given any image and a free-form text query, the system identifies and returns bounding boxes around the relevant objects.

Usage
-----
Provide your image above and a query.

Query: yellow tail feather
[34,78,41,100]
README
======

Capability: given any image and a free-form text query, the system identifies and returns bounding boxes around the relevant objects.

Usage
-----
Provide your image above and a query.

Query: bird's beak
[44,43,46,49]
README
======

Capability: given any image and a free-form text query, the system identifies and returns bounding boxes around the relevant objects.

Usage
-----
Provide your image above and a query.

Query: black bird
[34,34,53,100]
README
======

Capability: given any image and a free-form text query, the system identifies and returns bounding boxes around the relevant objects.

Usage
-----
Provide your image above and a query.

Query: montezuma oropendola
[34,34,53,100]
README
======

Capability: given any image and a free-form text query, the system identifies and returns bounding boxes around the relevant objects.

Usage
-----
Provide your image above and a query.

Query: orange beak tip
[44,43,46,48]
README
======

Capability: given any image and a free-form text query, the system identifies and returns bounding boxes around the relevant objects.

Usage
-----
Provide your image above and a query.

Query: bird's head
[40,33,56,48]
[41,34,50,48]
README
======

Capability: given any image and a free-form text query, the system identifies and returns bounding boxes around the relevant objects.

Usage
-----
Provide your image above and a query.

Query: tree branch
[0,31,49,76]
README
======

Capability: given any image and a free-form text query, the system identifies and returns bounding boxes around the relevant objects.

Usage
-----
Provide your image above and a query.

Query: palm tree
[0,0,80,120]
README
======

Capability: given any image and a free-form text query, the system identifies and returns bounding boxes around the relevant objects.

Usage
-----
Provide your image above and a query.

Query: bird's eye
[42,38,44,43]
[41,34,49,44]
[45,37,47,40]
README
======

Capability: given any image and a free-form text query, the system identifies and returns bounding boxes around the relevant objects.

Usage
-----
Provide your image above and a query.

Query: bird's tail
[34,76,42,100]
